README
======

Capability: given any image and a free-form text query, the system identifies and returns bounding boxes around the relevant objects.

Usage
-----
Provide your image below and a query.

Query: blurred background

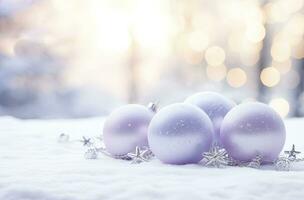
[0,0,303,119]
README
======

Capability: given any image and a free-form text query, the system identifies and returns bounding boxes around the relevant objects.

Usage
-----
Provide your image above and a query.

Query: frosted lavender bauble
[103,104,154,156]
[148,103,213,164]
[185,92,235,144]
[220,102,286,163]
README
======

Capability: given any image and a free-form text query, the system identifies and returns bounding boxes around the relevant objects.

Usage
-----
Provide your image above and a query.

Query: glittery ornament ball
[148,103,213,164]
[220,102,286,163]
[185,92,235,144]
[103,104,154,156]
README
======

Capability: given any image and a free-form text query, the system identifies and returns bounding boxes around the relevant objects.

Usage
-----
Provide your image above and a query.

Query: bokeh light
[206,65,227,81]
[245,23,265,43]
[293,40,304,59]
[271,42,291,62]
[272,60,292,74]
[1,0,304,118]
[269,98,290,118]
[187,31,209,52]
[205,46,226,66]
[260,67,281,87]
[226,68,247,88]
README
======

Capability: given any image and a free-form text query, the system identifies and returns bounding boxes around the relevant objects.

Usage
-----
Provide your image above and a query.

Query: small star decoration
[81,136,92,147]
[127,146,150,164]
[202,146,229,167]
[284,144,301,161]
[274,144,304,171]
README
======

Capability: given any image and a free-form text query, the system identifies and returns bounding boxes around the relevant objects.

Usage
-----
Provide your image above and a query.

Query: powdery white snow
[0,116,304,200]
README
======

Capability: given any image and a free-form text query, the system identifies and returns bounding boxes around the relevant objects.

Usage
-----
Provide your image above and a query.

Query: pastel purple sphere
[103,104,154,156]
[148,103,213,164]
[185,92,235,145]
[220,102,286,163]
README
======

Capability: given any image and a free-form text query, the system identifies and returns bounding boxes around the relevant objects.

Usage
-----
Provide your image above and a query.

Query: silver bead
[275,157,291,171]
[58,133,69,143]
[84,148,98,159]
[247,155,263,169]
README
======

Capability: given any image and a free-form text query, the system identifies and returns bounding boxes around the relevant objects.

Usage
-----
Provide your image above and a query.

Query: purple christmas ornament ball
[103,104,154,156]
[220,102,286,163]
[148,103,213,164]
[185,92,236,144]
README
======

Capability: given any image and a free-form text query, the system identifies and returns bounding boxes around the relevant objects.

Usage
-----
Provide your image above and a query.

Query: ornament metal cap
[147,102,158,113]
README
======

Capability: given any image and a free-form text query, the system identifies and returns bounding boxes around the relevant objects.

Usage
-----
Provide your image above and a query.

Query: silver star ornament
[127,146,150,164]
[202,146,229,167]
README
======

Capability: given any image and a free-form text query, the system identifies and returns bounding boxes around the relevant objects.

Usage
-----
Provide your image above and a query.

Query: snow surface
[0,116,304,200]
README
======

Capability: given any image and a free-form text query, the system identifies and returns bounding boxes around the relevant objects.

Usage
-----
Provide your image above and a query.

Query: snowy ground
[0,116,304,200]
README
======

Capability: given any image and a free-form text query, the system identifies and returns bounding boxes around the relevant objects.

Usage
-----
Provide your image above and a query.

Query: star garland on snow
[201,144,304,171]
[69,134,154,163]
[274,144,303,171]
[58,133,304,170]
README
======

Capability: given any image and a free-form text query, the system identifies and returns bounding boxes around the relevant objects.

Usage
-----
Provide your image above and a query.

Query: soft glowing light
[184,51,204,65]
[245,23,265,43]
[240,52,260,66]
[228,31,244,52]
[206,65,227,81]
[138,61,161,86]
[260,67,280,87]
[94,13,131,54]
[0,37,16,56]
[205,46,226,66]
[192,13,215,31]
[264,1,292,23]
[226,68,247,88]
[271,42,291,62]
[293,40,304,59]
[187,30,209,52]
[288,0,304,13]
[10,0,303,103]
[131,1,171,50]
[272,60,291,74]
[269,98,290,118]
[285,14,304,37]
[273,31,301,47]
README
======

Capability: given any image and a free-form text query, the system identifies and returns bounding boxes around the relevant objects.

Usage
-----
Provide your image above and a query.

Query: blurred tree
[257,23,271,102]
[127,31,139,103]
[295,59,304,117]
